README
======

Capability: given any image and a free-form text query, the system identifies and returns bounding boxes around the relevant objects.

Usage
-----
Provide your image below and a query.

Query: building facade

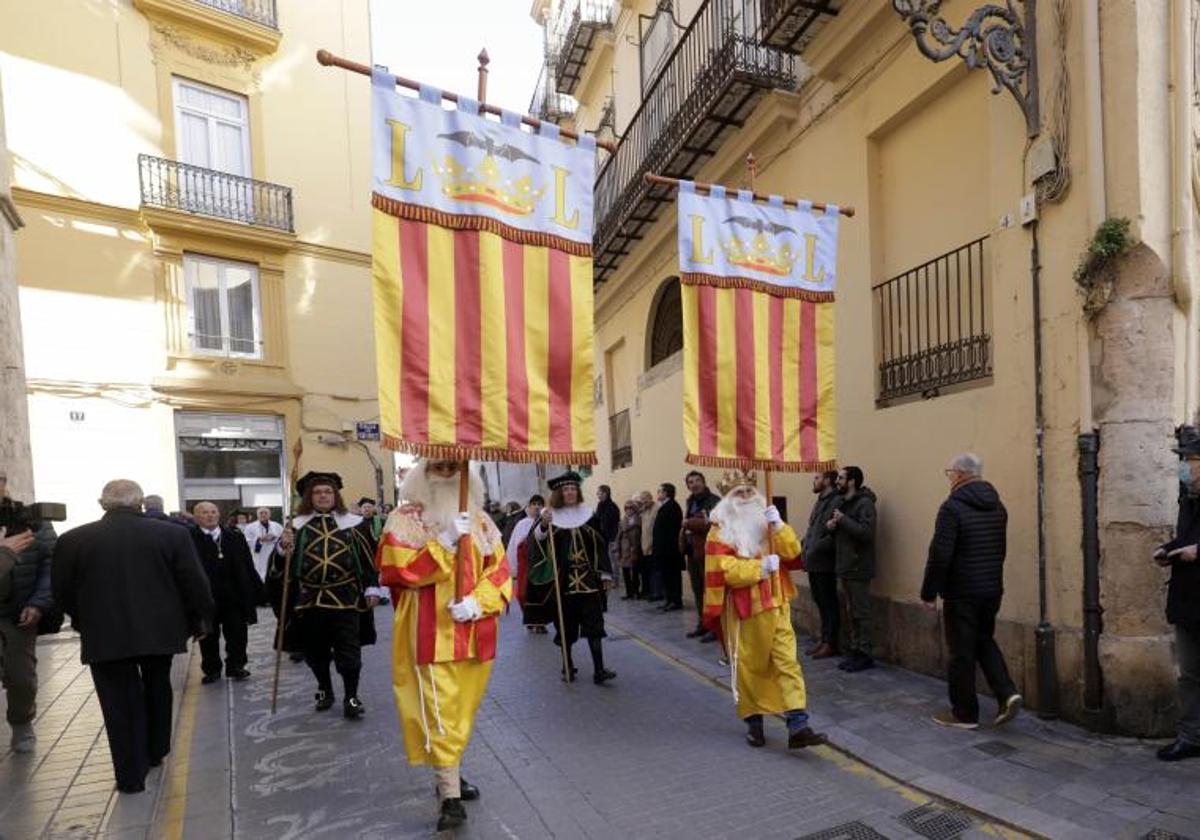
[533,0,1199,735]
[1,0,392,527]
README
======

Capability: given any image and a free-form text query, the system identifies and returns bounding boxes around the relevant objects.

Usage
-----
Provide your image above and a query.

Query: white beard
[711,492,768,558]
[398,461,485,533]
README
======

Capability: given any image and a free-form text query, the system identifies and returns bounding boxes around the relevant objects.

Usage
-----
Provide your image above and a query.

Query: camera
[0,499,67,537]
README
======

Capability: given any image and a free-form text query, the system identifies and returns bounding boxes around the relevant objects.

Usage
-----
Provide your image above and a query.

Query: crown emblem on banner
[433,155,545,216]
[716,469,758,495]
[721,234,797,277]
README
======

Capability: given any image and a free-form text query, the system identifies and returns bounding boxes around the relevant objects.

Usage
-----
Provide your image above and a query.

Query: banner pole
[546,525,573,682]
[270,520,296,715]
[643,171,856,218]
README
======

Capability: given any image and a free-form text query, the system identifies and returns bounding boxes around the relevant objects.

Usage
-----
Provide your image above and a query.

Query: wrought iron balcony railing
[194,0,278,29]
[609,408,632,470]
[874,237,992,403]
[759,0,842,53]
[139,155,294,233]
[553,0,616,95]
[593,0,797,283]
[529,66,578,125]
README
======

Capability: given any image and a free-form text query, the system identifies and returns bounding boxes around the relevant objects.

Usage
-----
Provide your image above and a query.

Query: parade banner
[370,68,596,463]
[677,182,838,472]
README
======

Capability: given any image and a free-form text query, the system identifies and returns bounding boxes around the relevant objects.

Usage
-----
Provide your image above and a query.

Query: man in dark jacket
[52,479,214,793]
[595,485,621,585]
[190,501,263,684]
[803,470,840,659]
[0,473,57,754]
[920,453,1021,730]
[653,483,685,611]
[682,471,720,639]
[1153,431,1200,761]
[828,466,877,672]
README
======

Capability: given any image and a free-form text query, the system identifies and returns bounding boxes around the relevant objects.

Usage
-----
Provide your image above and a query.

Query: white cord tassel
[427,664,446,735]
[414,664,433,753]
[726,614,740,705]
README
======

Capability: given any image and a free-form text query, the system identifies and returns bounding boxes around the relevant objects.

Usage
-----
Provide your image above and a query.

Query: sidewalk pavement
[607,594,1200,840]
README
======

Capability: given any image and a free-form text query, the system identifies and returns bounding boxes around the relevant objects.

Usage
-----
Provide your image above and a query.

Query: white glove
[760,554,780,577]
[452,512,471,537]
[448,596,482,623]
[764,505,783,526]
[438,513,473,550]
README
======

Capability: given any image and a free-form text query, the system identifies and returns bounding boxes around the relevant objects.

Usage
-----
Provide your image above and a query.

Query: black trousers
[687,557,705,626]
[301,609,361,692]
[199,605,248,676]
[621,566,640,598]
[89,655,173,788]
[807,571,839,645]
[662,562,683,607]
[943,596,1017,723]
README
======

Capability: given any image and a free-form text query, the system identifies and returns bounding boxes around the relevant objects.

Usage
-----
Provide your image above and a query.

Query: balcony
[593,0,797,283]
[139,155,294,234]
[759,0,842,53]
[873,237,992,404]
[529,67,578,126]
[193,0,278,29]
[553,0,615,95]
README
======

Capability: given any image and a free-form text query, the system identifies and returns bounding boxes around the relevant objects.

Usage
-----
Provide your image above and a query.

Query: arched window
[647,276,682,369]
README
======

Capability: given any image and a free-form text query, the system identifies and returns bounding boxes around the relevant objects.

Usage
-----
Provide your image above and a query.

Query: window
[639,3,677,94]
[184,254,262,358]
[609,408,632,470]
[647,276,683,368]
[173,78,251,176]
[176,412,286,519]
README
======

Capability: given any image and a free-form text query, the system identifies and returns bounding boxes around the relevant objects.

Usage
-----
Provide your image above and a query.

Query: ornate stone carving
[151,24,258,71]
[892,0,1039,136]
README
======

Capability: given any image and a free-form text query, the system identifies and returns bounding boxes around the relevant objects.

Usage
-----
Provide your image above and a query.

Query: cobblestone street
[2,596,1198,839]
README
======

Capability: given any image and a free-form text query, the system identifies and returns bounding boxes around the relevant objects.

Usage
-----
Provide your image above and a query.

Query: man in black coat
[52,479,214,793]
[682,471,720,639]
[921,453,1020,730]
[1153,430,1200,761]
[190,501,263,684]
[653,483,685,611]
[828,466,878,672]
[803,470,840,659]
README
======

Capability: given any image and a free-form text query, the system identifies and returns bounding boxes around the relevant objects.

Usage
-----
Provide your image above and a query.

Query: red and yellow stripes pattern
[682,278,836,472]
[701,524,803,634]
[373,206,596,463]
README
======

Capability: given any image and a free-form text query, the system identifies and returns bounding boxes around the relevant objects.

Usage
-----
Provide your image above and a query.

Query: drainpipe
[1171,0,1198,425]
[1079,0,1105,724]
[1031,217,1059,719]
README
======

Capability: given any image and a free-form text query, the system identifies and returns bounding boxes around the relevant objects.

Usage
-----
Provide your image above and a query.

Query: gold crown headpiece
[716,469,758,495]
[721,234,796,277]
[433,155,544,216]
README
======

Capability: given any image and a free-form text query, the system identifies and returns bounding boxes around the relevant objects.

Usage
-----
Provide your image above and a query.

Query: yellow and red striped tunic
[702,523,803,633]
[376,509,512,664]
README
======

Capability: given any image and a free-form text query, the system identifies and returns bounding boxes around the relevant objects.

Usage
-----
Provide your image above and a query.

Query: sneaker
[931,709,979,730]
[788,727,828,749]
[314,689,335,712]
[9,723,35,754]
[994,694,1022,727]
[343,696,365,719]
[437,797,467,831]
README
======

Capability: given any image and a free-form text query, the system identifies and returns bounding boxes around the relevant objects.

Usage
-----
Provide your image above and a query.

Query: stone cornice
[292,240,371,267]
[140,205,297,253]
[134,0,280,57]
[12,187,140,227]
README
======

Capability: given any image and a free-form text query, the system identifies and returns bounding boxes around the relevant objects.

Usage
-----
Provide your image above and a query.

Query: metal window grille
[873,236,991,403]
[193,0,278,29]
[609,409,632,470]
[139,154,294,233]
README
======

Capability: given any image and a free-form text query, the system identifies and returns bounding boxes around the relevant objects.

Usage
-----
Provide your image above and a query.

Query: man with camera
[0,469,58,754]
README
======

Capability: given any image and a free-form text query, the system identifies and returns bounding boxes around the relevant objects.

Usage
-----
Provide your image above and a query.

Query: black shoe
[343,696,365,719]
[437,798,467,831]
[227,668,251,681]
[116,782,145,794]
[459,778,480,801]
[700,631,717,643]
[289,652,305,663]
[314,689,334,711]
[561,666,578,683]
[201,672,221,684]
[593,669,616,685]
[788,727,828,749]
[745,718,765,748]
[836,654,858,671]
[1157,739,1200,762]
[842,654,875,673]
[663,602,682,612]
[686,627,705,638]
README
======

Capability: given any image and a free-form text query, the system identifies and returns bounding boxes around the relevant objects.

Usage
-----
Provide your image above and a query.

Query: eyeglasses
[943,469,958,478]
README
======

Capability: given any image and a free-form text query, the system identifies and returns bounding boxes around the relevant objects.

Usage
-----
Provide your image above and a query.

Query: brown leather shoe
[788,727,828,749]
[810,643,840,659]
[804,642,822,656]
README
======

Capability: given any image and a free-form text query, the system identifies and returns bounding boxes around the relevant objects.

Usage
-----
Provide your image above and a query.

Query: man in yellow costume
[702,472,827,750]
[376,459,511,832]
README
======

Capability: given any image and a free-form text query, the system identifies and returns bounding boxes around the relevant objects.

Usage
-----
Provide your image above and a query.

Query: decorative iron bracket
[892,0,1039,137]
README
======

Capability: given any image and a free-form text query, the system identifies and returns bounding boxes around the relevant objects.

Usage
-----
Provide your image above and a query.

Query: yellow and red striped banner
[682,284,835,472]
[373,210,595,463]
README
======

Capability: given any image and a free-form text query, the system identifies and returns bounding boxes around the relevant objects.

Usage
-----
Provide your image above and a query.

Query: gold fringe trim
[682,272,835,302]
[383,434,597,466]
[372,193,592,257]
[685,453,838,474]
